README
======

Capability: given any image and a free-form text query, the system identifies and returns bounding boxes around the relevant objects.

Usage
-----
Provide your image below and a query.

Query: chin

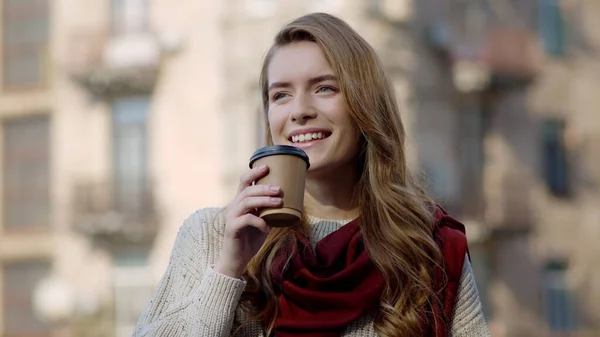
[306,162,338,178]
[305,156,328,171]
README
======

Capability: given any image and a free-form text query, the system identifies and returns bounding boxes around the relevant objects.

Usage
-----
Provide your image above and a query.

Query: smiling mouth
[289,131,332,144]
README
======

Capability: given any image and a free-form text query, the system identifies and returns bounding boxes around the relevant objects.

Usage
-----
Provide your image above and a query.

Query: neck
[303,169,360,221]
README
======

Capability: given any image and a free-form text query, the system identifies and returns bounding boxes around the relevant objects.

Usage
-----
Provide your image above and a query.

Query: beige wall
[482,2,600,333]
[1,0,599,336]
[0,0,227,334]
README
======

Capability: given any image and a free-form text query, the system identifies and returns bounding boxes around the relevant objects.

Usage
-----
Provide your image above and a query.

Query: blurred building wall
[0,0,228,335]
[414,0,600,336]
[0,0,599,337]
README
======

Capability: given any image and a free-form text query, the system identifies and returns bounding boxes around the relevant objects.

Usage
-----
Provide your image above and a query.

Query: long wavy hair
[238,13,442,337]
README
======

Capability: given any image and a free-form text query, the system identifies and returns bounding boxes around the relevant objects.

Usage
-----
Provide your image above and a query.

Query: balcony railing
[72,179,160,245]
[421,1,541,87]
[65,28,161,97]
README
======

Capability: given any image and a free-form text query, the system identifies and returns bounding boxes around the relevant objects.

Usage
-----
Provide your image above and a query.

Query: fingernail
[270,197,281,203]
[258,165,267,170]
[270,186,280,192]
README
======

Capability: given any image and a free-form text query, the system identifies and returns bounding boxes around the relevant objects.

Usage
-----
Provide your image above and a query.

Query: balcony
[66,29,161,97]
[432,25,540,91]
[422,0,541,91]
[72,179,160,247]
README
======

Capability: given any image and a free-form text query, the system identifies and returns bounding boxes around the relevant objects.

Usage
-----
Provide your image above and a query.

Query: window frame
[1,0,51,90]
[2,259,53,337]
[2,113,52,232]
[541,261,577,332]
[110,0,149,36]
[540,118,569,197]
[110,95,150,217]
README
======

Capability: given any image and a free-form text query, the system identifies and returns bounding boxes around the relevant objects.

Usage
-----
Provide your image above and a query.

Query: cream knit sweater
[133,208,490,336]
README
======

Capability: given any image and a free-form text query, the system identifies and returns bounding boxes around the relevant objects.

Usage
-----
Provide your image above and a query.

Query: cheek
[267,110,285,136]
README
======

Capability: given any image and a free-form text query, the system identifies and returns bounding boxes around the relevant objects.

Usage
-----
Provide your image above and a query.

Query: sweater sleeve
[450,254,491,337]
[132,208,247,337]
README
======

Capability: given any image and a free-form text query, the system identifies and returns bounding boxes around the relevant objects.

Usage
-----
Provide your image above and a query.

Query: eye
[272,92,288,101]
[316,86,337,93]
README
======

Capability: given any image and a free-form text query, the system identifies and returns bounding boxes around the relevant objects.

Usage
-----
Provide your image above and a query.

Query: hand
[214,165,282,278]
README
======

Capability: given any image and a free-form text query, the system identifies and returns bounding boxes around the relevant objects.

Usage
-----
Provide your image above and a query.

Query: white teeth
[291,132,326,143]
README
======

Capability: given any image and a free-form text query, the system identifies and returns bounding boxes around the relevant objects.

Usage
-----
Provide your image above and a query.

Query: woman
[133,13,490,337]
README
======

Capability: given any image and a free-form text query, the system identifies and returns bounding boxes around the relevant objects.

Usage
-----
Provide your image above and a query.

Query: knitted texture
[133,208,491,336]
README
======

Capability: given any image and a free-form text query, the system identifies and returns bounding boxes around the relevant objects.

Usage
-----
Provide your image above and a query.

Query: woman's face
[267,41,361,177]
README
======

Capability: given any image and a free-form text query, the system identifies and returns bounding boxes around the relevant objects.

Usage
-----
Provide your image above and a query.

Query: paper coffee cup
[249,145,310,227]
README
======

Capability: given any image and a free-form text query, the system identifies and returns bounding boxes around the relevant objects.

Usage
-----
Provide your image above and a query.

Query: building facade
[413,0,600,336]
[0,0,228,336]
[0,0,598,336]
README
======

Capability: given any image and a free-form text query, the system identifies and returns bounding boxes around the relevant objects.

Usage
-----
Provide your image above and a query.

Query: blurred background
[0,0,599,336]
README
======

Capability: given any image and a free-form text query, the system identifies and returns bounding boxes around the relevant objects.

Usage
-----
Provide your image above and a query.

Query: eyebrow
[268,74,337,91]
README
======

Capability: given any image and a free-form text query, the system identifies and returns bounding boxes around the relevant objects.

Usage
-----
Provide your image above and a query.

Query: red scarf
[267,207,468,337]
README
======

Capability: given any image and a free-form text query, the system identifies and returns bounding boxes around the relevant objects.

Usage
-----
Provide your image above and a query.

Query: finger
[238,165,269,193]
[228,185,279,217]
[231,213,271,234]
[240,184,282,199]
[231,178,280,208]
[231,196,282,217]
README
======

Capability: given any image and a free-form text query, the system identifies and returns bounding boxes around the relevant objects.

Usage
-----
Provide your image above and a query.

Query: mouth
[288,131,332,144]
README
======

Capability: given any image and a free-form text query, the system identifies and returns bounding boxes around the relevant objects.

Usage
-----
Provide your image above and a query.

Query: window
[538,0,565,56]
[2,260,52,337]
[3,115,51,229]
[111,96,149,217]
[418,131,460,213]
[542,261,577,332]
[2,0,50,88]
[458,101,487,217]
[541,119,568,197]
[111,0,148,35]
[112,251,153,337]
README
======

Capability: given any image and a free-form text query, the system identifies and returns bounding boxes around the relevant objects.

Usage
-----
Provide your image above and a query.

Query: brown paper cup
[249,145,309,227]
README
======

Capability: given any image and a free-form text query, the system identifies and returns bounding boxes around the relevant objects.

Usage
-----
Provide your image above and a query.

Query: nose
[289,94,317,123]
